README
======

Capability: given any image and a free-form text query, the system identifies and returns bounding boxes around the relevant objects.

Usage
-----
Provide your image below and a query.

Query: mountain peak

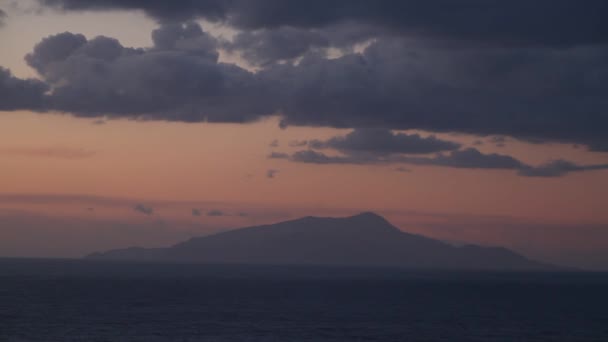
[87,212,552,270]
[350,211,386,220]
[293,212,391,228]
[347,212,392,225]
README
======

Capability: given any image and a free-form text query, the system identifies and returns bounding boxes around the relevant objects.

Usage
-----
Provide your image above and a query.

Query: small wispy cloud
[207,209,225,217]
[133,203,154,215]
[268,152,289,159]
[0,147,96,159]
[0,9,7,28]
[266,169,279,178]
[288,140,308,147]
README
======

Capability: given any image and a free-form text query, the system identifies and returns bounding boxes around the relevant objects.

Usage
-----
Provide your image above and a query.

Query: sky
[0,0,607,269]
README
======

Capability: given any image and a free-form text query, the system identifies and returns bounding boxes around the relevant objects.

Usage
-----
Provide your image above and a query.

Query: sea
[1,258,607,342]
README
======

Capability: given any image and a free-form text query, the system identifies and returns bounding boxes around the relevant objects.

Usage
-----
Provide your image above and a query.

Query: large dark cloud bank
[2,1,608,175]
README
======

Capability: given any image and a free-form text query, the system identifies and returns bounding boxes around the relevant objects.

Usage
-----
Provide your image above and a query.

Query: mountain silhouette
[86,212,551,270]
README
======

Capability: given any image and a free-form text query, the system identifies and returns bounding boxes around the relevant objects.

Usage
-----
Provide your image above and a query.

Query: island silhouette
[87,212,551,270]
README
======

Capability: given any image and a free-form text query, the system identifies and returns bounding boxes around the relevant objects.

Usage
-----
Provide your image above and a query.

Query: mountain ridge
[86,212,554,270]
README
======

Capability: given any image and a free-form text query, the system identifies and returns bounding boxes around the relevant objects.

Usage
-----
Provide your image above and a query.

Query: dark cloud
[21,23,275,122]
[518,160,608,178]
[192,208,202,217]
[266,169,279,178]
[223,23,381,66]
[309,128,460,155]
[0,67,49,111]
[37,0,608,48]
[24,31,88,77]
[37,0,227,23]
[279,148,608,178]
[286,148,522,169]
[151,21,218,60]
[399,148,524,170]
[207,209,225,217]
[489,136,507,148]
[269,40,608,150]
[268,152,289,159]
[290,150,377,165]
[224,27,329,66]
[0,2,607,152]
[133,204,153,215]
[0,8,7,27]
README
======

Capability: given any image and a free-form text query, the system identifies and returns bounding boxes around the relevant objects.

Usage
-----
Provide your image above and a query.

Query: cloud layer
[0,1,606,160]
[21,25,275,122]
[308,129,460,155]
[38,1,608,48]
[270,129,608,177]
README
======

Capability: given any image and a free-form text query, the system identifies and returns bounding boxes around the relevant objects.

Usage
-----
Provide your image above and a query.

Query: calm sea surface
[1,258,607,341]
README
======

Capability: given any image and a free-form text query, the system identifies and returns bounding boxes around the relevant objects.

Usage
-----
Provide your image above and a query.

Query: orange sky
[1,110,607,224]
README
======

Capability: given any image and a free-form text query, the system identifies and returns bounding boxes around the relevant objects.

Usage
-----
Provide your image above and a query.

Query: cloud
[309,128,460,155]
[286,148,522,169]
[268,152,289,159]
[37,0,227,23]
[37,1,608,48]
[518,160,608,178]
[278,147,608,177]
[0,8,6,27]
[21,24,275,122]
[489,136,507,148]
[288,140,308,147]
[400,148,524,170]
[269,41,608,150]
[133,204,154,215]
[0,67,48,111]
[394,167,411,173]
[151,22,218,57]
[266,169,279,178]
[0,3,606,151]
[290,150,378,165]
[207,209,225,217]
[0,147,96,159]
[269,139,279,147]
[192,208,202,217]
[224,27,329,66]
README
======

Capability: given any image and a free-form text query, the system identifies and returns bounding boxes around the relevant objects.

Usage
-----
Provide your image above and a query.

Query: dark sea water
[1,259,607,342]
